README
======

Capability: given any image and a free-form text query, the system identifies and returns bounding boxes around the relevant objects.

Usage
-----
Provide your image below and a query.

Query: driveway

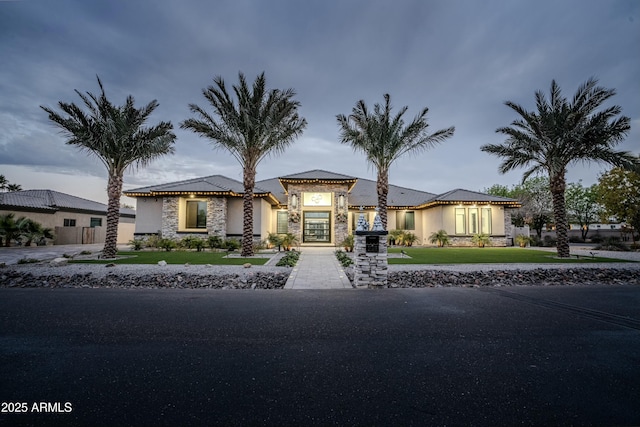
[1,286,638,426]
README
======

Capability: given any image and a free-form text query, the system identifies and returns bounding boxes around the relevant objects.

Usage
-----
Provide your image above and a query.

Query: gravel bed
[0,263,291,289]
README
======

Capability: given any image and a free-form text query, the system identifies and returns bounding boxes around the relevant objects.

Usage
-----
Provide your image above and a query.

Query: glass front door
[303,211,331,243]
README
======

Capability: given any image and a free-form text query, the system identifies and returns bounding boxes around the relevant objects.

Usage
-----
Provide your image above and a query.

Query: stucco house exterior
[124,169,521,247]
[0,189,136,245]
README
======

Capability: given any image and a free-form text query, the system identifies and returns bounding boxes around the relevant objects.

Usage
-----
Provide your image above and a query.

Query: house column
[161,197,179,239]
[207,197,227,237]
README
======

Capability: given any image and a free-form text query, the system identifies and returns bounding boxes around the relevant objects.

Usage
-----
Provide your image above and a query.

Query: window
[276,211,288,234]
[468,208,478,235]
[481,208,492,234]
[90,218,102,228]
[63,219,76,227]
[455,208,466,234]
[186,200,207,229]
[396,211,415,230]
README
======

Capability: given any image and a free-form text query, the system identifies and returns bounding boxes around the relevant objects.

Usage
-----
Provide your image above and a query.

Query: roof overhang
[278,177,358,193]
[413,200,522,209]
[125,191,281,206]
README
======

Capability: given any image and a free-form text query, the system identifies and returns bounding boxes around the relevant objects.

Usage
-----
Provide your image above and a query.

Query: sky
[1,0,638,207]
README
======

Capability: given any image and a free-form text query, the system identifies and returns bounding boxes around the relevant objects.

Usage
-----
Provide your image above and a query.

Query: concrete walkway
[284,247,353,289]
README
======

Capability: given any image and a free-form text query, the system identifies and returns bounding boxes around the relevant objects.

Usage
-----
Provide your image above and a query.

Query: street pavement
[1,285,639,426]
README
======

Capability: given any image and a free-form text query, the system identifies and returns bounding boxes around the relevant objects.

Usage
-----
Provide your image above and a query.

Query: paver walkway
[284,247,353,289]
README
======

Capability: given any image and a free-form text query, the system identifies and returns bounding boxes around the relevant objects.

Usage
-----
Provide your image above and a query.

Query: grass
[388,247,633,264]
[71,251,269,266]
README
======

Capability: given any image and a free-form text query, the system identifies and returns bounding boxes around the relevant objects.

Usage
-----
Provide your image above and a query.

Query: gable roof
[416,188,521,209]
[0,190,136,217]
[277,169,358,192]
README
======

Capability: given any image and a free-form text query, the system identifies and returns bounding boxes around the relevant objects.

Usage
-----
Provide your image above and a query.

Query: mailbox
[365,235,379,253]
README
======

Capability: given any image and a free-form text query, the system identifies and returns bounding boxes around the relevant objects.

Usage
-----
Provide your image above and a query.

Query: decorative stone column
[207,197,227,237]
[161,197,179,239]
[354,231,389,288]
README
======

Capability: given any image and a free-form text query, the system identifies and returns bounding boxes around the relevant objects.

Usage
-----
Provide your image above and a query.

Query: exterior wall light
[338,194,345,209]
[291,194,298,209]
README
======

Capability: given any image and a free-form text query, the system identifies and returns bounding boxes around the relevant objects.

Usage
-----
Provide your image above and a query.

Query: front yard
[387,247,633,264]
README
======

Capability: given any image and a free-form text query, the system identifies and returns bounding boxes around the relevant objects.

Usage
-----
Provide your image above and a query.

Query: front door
[303,211,331,243]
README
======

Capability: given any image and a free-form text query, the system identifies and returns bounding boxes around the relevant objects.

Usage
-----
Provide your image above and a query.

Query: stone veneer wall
[161,197,179,238]
[207,197,227,237]
[448,236,507,247]
[353,232,388,288]
[286,183,350,245]
[504,208,515,246]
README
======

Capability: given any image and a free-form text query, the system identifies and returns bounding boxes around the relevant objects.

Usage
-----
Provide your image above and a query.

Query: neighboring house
[0,190,135,245]
[125,169,521,246]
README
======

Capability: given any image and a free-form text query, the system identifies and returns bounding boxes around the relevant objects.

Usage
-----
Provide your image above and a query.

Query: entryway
[303,211,331,243]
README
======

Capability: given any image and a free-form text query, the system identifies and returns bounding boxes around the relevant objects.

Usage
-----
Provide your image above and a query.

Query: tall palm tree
[337,94,454,229]
[481,77,635,258]
[41,76,176,258]
[181,72,307,256]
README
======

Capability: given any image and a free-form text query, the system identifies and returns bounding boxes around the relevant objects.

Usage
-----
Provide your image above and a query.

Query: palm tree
[481,78,636,257]
[181,72,307,256]
[429,229,450,247]
[41,76,176,258]
[6,184,22,192]
[0,175,8,192]
[0,213,23,247]
[337,94,454,229]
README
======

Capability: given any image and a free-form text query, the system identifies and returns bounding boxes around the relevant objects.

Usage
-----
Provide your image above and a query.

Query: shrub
[568,235,584,243]
[281,233,299,251]
[388,229,404,246]
[340,234,354,251]
[267,232,283,250]
[401,231,419,247]
[515,234,532,247]
[129,239,144,251]
[145,234,163,249]
[595,236,630,252]
[335,250,353,267]
[543,235,557,247]
[429,229,450,247]
[207,235,223,250]
[159,238,177,252]
[471,233,491,248]
[222,238,241,251]
[589,234,603,244]
[276,250,300,267]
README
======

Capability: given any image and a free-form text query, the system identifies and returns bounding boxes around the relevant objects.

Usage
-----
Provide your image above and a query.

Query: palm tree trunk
[377,170,389,229]
[550,173,570,258]
[241,167,256,257]
[103,172,123,259]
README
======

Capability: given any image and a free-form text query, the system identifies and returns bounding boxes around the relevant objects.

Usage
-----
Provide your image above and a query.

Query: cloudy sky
[1,0,638,206]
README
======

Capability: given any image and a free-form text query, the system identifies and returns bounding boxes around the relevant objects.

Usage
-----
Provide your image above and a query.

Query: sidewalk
[284,247,353,289]
[0,243,128,265]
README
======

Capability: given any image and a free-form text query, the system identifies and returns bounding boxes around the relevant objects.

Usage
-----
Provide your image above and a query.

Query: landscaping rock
[158,260,167,266]
[50,258,68,267]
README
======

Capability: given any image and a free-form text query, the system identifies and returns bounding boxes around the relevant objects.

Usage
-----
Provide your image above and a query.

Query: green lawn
[387,247,631,264]
[71,251,269,265]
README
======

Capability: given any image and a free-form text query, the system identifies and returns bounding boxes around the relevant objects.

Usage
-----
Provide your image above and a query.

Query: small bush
[159,238,177,252]
[568,235,584,243]
[595,236,630,252]
[145,234,163,249]
[207,235,223,250]
[17,258,40,264]
[223,239,241,251]
[276,251,300,267]
[471,233,491,248]
[589,235,603,244]
[335,250,353,267]
[543,235,557,247]
[129,239,144,251]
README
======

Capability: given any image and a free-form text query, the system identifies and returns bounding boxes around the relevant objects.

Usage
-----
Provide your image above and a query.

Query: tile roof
[346,178,437,208]
[0,190,135,216]
[124,170,520,209]
[125,175,271,195]
[278,169,357,181]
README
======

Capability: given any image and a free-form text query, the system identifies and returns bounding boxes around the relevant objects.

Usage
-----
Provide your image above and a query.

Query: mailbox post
[354,230,388,288]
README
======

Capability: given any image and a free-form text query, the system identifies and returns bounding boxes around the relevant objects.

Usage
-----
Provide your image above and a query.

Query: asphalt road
[1,286,639,426]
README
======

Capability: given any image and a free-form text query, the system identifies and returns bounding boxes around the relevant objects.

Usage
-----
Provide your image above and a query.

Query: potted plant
[281,232,299,251]
[341,234,354,252]
[471,233,491,248]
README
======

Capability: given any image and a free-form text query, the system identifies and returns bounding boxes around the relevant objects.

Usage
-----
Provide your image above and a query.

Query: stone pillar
[354,231,389,288]
[161,197,179,239]
[207,197,227,237]
[504,208,514,246]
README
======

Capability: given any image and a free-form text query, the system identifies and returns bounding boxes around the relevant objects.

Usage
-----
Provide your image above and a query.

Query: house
[124,169,521,246]
[0,189,136,245]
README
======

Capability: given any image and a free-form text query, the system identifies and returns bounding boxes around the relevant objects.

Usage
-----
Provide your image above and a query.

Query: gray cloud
[1,0,638,204]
